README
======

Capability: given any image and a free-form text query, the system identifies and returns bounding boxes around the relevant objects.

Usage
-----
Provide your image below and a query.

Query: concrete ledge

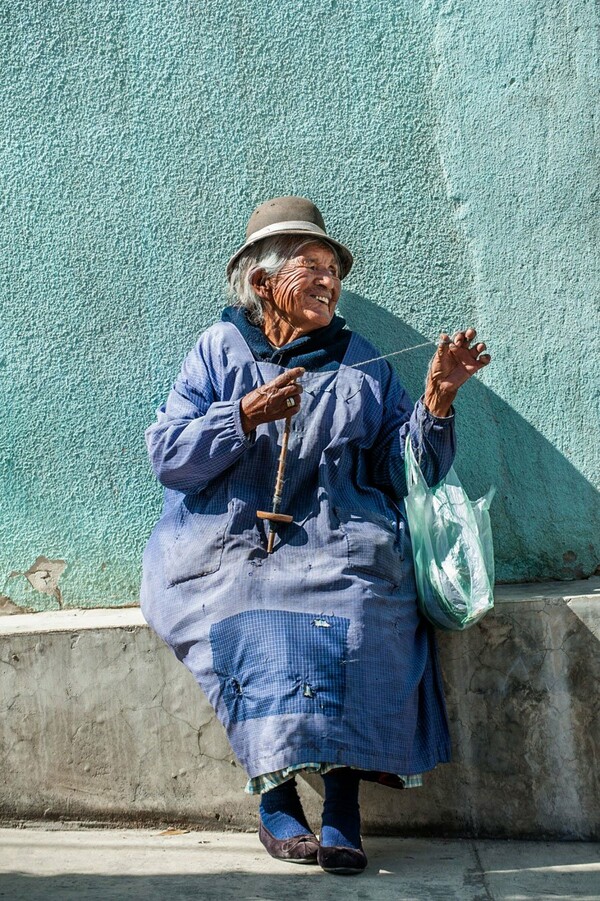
[1,580,599,839]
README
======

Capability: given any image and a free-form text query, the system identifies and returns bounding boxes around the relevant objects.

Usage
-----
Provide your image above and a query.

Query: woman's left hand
[424,328,491,417]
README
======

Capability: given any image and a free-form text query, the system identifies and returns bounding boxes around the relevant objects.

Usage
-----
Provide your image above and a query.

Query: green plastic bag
[404,437,495,631]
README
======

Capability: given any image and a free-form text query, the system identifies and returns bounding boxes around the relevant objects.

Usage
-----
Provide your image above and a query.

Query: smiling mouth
[311,294,331,305]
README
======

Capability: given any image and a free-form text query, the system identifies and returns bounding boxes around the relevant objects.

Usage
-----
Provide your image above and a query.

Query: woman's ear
[250,268,271,300]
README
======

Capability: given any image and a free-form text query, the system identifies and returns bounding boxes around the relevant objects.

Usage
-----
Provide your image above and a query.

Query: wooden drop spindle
[257,415,294,553]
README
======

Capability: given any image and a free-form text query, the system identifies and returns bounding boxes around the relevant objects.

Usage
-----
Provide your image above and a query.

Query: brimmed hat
[226,196,353,279]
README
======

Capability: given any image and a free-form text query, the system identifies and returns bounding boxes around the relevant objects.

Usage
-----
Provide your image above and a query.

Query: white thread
[346,340,438,370]
[298,337,448,381]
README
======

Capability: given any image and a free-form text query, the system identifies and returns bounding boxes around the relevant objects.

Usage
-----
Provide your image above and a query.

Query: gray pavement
[0,827,599,900]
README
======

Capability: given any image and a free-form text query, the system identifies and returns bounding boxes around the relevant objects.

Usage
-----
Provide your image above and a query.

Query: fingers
[436,333,452,359]
[434,328,492,382]
[268,367,305,389]
[451,328,476,347]
[259,374,304,404]
[450,329,490,361]
[266,368,304,400]
[278,382,303,399]
[472,342,491,365]
[262,385,302,420]
[240,368,304,432]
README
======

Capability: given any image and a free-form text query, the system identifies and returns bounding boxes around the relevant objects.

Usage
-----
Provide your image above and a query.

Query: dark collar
[221,306,352,372]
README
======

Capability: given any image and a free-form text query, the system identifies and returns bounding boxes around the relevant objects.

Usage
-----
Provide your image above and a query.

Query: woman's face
[263,241,342,337]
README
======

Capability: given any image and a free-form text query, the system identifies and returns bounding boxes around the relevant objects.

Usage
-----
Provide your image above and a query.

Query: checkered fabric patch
[210,609,350,722]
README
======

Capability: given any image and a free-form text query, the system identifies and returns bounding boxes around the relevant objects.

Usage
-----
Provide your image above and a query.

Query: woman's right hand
[240,367,304,434]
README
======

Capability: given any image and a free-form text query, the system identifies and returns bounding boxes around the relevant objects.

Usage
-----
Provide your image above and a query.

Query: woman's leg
[259,778,313,839]
[258,777,319,864]
[318,768,367,874]
[320,768,362,848]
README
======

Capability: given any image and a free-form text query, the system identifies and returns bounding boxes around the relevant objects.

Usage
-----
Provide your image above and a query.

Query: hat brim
[226,220,353,279]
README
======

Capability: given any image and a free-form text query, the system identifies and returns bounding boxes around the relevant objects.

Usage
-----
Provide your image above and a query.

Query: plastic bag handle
[405,436,428,490]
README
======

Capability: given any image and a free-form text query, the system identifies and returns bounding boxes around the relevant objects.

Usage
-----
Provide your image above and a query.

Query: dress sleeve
[145,339,255,494]
[369,362,456,500]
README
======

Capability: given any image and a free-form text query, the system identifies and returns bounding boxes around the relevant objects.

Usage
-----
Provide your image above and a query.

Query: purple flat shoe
[258,820,319,864]
[317,844,368,875]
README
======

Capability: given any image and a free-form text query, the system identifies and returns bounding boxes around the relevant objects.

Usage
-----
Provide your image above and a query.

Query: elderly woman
[141,196,491,875]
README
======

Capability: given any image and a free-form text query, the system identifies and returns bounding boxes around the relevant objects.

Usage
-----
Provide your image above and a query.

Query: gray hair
[227,235,341,325]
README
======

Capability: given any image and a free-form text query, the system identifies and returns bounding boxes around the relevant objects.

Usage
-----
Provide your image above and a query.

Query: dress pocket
[164,482,233,586]
[334,506,402,587]
[332,369,364,403]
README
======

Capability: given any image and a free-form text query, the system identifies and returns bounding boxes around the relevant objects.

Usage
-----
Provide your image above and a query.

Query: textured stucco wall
[0,1,598,609]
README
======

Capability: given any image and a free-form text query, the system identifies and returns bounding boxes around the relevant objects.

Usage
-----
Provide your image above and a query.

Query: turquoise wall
[1,1,598,610]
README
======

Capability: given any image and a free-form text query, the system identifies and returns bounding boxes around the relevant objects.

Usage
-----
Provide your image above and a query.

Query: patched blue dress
[141,314,455,781]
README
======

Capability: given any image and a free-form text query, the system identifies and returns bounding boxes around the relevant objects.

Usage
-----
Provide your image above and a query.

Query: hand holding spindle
[240,367,304,434]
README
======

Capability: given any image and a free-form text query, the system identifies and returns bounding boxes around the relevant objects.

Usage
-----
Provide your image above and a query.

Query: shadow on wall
[339,292,599,584]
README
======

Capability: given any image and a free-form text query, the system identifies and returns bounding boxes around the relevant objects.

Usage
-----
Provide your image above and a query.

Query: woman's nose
[314,269,340,286]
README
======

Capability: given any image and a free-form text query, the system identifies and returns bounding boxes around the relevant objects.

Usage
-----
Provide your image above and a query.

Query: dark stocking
[321,768,362,849]
[259,778,312,839]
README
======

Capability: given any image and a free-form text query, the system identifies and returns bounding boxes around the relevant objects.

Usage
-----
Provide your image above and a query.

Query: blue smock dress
[141,315,455,781]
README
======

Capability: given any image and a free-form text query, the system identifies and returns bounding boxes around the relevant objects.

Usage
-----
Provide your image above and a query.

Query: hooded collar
[221,306,352,372]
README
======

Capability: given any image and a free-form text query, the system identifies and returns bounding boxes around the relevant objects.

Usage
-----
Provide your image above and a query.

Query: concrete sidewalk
[0,827,598,900]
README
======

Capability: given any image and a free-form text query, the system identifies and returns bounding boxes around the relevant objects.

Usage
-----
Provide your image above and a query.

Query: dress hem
[242,742,452,781]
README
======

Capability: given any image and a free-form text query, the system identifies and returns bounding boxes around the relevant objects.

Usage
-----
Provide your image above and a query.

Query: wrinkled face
[265,241,342,335]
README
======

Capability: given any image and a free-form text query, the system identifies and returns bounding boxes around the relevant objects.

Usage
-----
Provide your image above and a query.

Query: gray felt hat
[226,196,354,279]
